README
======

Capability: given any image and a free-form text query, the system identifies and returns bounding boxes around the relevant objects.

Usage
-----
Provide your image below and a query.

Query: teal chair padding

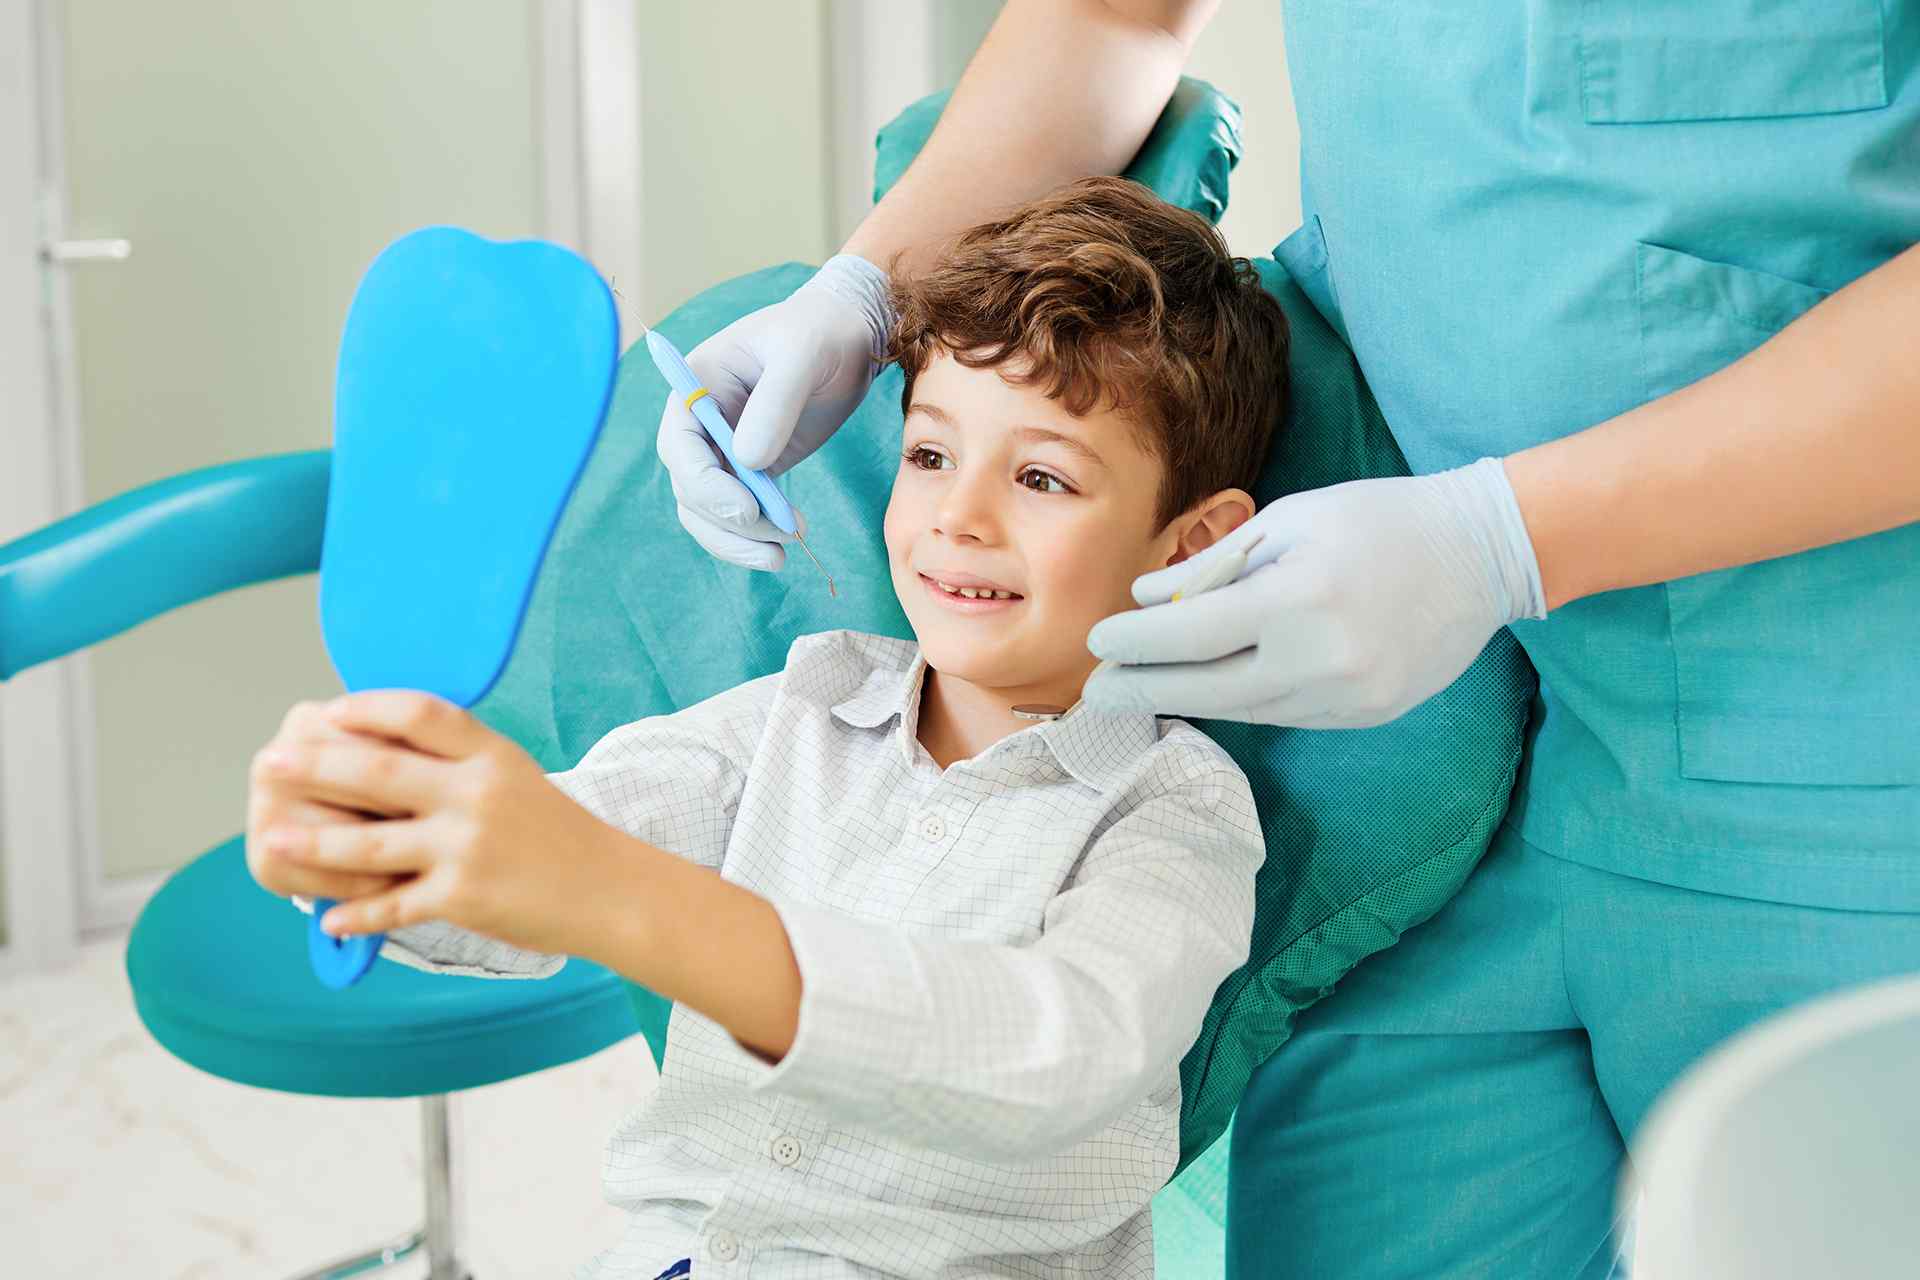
[0,76,1535,1277]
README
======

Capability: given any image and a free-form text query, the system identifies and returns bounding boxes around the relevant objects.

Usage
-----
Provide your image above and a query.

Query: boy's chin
[916,633,1032,696]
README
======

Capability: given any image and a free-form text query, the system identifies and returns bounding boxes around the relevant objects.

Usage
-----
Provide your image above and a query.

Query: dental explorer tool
[612,282,836,596]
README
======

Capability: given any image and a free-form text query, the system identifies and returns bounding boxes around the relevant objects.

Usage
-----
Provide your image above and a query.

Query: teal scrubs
[1233,2,1920,1273]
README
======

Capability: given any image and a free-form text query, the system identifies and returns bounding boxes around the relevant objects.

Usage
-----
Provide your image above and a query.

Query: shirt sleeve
[289,893,567,978]
[355,673,781,979]
[740,743,1264,1163]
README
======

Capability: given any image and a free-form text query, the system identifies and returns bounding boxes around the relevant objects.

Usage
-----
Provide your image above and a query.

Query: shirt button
[919,813,946,841]
[708,1229,740,1262]
[768,1133,803,1166]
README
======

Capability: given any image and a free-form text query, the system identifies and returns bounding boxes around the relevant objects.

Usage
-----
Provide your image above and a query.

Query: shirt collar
[1031,701,1160,792]
[830,649,1159,791]
[829,657,924,731]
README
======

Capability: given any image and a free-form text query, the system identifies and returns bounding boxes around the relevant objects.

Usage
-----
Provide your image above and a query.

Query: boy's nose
[932,472,1002,545]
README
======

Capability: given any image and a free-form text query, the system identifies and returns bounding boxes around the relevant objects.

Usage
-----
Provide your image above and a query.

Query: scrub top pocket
[1578,0,1888,124]
[1637,242,1920,788]
[1275,217,1349,347]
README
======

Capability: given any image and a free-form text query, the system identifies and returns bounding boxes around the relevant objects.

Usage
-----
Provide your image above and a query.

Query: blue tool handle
[308,896,382,989]
[647,330,799,536]
[687,396,799,535]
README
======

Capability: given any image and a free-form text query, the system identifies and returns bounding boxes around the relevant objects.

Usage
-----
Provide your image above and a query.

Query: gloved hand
[1083,457,1547,728]
[656,253,893,571]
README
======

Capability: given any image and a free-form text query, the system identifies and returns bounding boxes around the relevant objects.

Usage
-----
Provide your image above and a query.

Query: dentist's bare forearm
[843,0,1217,276]
[576,829,802,1063]
[1506,242,1920,611]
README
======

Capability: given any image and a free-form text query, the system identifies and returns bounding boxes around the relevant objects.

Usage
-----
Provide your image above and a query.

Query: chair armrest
[0,450,330,679]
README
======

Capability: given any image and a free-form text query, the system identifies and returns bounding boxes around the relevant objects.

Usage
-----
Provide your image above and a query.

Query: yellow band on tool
[684,388,710,412]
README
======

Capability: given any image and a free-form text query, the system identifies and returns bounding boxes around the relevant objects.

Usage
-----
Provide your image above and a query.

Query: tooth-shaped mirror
[310,227,618,989]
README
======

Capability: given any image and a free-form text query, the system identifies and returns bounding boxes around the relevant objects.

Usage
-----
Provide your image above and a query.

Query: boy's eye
[1019,467,1073,495]
[904,446,952,471]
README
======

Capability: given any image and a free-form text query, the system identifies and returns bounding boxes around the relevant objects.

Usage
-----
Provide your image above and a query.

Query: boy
[248,176,1291,1277]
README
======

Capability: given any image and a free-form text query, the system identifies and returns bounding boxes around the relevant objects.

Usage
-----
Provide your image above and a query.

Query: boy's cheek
[1036,536,1135,621]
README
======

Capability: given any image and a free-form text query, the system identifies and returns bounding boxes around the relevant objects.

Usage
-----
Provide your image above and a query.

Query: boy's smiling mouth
[918,572,1025,610]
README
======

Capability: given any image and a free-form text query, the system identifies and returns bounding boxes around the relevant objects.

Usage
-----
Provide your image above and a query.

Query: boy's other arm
[582,757,1264,1163]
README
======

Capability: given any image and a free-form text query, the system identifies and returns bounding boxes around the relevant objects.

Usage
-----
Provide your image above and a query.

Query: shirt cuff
[289,895,563,979]
[738,896,931,1114]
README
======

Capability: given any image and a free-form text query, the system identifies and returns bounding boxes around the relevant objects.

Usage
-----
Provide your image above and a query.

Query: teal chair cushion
[126,838,637,1096]
[472,73,1535,1188]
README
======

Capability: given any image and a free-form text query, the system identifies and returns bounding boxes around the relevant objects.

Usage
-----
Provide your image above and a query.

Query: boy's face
[884,352,1186,703]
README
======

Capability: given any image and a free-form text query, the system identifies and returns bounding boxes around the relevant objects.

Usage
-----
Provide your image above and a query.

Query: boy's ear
[1165,489,1256,568]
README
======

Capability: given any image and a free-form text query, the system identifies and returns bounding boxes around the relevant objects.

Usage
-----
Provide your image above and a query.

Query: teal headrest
[472,79,1534,1173]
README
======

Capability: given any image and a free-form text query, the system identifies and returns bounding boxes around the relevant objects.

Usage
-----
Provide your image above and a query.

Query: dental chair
[0,78,1535,1279]
[1624,971,1920,1278]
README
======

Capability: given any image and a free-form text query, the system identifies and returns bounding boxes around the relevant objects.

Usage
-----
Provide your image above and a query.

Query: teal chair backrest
[470,78,1536,1175]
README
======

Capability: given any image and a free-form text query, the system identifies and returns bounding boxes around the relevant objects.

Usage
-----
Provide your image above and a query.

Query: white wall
[1184,3,1301,257]
[635,2,836,319]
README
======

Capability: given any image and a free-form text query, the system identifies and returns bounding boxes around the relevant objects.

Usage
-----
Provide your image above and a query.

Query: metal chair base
[285,1094,471,1280]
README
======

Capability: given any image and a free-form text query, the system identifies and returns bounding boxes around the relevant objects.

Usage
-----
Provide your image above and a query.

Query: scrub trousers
[1227,822,1920,1279]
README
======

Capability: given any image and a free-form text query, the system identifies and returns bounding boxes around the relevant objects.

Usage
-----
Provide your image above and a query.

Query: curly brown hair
[885,175,1289,528]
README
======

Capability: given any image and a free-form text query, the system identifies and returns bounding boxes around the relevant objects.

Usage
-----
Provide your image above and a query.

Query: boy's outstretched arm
[247,686,795,1012]
[584,842,806,1061]
[252,689,808,1055]
[255,690,1263,1157]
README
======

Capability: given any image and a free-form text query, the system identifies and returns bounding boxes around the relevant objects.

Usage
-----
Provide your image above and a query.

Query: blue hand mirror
[310,227,618,989]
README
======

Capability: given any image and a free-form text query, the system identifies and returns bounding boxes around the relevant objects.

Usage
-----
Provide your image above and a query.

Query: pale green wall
[636,1,835,319]
[58,0,544,881]
[52,0,845,890]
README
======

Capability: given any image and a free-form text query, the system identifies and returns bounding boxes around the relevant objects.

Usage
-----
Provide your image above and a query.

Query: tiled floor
[2,934,661,1278]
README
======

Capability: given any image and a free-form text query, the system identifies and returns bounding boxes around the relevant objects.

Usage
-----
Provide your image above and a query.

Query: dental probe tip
[794,532,836,598]
[607,278,648,334]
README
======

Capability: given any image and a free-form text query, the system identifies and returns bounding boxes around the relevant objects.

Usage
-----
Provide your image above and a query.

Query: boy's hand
[247,701,409,904]
[249,691,623,956]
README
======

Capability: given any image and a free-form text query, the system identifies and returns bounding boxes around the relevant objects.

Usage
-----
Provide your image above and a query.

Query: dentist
[658,2,1920,1274]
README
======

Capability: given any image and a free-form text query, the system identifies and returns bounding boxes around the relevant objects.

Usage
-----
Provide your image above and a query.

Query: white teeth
[929,576,1018,600]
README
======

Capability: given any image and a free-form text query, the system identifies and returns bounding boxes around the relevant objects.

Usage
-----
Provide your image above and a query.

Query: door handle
[43,238,132,263]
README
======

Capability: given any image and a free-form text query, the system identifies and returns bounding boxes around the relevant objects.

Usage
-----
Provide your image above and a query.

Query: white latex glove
[656,253,893,571]
[1083,457,1547,728]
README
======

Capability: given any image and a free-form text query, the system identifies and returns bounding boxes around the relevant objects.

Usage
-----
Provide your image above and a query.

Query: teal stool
[0,451,639,1280]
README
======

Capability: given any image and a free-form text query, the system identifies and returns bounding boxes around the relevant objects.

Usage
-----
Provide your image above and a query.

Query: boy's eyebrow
[1012,425,1108,470]
[906,401,1109,470]
[905,401,956,427]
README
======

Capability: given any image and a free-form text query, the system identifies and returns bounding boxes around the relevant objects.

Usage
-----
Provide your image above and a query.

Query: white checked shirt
[379,630,1263,1278]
